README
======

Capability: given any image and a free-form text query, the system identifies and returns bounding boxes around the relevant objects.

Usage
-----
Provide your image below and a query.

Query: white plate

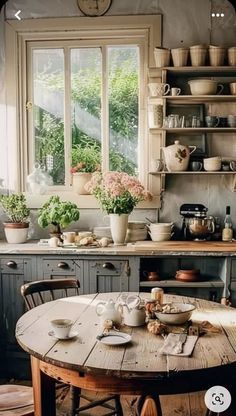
[97,331,132,346]
[48,330,79,340]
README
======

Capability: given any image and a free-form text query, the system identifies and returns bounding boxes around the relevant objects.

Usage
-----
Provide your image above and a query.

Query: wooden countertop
[1,240,236,256]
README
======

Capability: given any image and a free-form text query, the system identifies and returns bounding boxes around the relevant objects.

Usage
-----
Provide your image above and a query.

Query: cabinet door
[83,259,131,293]
[0,256,33,378]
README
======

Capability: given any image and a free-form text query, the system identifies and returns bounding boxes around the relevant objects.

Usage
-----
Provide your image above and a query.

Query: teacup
[148,82,170,97]
[62,231,76,245]
[50,319,73,339]
[203,157,221,171]
[190,161,203,171]
[205,115,219,127]
[170,87,181,96]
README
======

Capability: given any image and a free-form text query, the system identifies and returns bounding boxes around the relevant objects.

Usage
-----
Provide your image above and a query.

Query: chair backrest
[21,278,80,310]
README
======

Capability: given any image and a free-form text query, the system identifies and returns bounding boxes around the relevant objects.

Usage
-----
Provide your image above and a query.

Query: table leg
[137,395,162,416]
[31,356,56,416]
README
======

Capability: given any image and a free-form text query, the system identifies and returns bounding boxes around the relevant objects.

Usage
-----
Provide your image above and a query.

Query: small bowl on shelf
[175,269,200,282]
[155,302,196,325]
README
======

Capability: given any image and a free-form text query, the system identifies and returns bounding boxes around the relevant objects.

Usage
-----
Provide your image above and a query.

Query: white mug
[170,87,181,96]
[148,82,170,97]
[49,236,60,248]
[62,231,76,245]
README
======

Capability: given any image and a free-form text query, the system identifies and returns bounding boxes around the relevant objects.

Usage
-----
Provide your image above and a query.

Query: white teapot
[96,299,122,325]
[162,140,196,172]
[118,294,146,327]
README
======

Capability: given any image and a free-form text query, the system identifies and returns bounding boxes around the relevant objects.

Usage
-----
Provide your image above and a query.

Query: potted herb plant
[70,144,101,194]
[37,195,80,238]
[0,193,30,243]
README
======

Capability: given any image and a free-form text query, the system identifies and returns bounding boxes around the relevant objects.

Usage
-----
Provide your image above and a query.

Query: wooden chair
[20,278,123,416]
[0,384,34,415]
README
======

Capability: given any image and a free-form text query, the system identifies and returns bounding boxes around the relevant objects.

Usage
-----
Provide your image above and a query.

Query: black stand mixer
[180,203,215,240]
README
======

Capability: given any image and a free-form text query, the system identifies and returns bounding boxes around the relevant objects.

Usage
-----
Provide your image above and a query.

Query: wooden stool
[0,385,34,415]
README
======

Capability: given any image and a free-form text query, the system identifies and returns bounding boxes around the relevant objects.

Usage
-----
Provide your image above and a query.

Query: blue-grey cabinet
[0,256,34,378]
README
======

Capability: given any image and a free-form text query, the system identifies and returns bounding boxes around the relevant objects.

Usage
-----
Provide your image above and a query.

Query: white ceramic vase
[72,172,92,195]
[109,213,129,246]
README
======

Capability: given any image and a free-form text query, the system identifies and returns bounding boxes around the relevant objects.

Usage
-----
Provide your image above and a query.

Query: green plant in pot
[0,193,30,243]
[70,144,101,195]
[38,196,80,238]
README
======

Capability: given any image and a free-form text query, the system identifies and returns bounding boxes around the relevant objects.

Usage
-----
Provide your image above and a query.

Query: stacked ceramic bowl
[93,226,112,239]
[148,222,173,242]
[126,222,148,242]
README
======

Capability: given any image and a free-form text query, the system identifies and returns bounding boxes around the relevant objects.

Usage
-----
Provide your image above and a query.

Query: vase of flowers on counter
[85,172,151,245]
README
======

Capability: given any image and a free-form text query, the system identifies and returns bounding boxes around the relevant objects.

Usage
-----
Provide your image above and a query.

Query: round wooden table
[15,293,236,416]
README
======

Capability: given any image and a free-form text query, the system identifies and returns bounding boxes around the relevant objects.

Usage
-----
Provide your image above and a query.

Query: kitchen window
[29,42,139,187]
[5,16,161,207]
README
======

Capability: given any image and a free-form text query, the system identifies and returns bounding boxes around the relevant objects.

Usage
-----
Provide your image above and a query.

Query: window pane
[71,48,102,172]
[33,49,65,185]
[108,46,139,175]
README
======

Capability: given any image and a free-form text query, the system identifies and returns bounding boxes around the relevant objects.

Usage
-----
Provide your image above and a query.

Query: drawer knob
[7,261,17,268]
[102,262,115,270]
[57,261,69,269]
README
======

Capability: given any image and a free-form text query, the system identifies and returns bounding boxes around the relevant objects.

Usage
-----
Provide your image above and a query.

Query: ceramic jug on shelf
[162,140,196,172]
[96,299,122,326]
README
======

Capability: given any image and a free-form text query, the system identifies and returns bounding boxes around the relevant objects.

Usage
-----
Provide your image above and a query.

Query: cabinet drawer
[42,259,76,274]
[1,258,25,273]
[92,260,128,275]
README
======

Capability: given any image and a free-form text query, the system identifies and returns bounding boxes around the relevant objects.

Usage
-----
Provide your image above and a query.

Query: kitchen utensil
[228,46,236,66]
[175,269,200,282]
[188,216,215,240]
[96,299,122,326]
[190,45,207,66]
[171,47,189,67]
[154,47,170,67]
[155,302,195,325]
[188,79,224,95]
[162,140,196,172]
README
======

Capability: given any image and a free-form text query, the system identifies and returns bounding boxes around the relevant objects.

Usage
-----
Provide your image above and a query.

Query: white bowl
[188,79,223,95]
[149,232,172,242]
[155,302,195,325]
[149,223,173,233]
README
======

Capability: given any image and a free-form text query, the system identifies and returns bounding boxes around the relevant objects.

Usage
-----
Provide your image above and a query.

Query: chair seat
[0,385,33,414]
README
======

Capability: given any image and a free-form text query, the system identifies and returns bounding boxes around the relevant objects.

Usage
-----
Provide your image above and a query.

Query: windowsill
[25,191,160,209]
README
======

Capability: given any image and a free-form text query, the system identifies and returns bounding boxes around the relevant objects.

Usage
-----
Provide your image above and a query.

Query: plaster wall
[0,0,236,239]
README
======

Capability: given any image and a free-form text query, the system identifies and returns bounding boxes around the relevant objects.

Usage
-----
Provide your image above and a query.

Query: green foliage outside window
[35,55,138,184]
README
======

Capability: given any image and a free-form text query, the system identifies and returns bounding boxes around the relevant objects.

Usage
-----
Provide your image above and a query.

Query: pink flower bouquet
[85,171,152,214]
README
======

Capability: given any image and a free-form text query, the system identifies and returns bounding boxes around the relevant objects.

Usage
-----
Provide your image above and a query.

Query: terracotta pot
[175,269,200,282]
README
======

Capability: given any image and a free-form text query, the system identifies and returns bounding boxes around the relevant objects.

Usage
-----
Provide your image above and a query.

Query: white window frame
[5,15,161,208]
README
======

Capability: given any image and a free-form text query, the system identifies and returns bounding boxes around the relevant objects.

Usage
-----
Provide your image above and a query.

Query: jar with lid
[151,287,164,304]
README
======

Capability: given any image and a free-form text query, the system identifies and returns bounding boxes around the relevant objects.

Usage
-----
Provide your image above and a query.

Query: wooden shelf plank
[150,127,236,133]
[149,171,236,175]
[149,66,236,76]
[140,278,224,288]
[149,95,236,104]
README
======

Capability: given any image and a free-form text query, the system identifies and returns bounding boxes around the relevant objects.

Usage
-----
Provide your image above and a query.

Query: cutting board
[131,240,236,252]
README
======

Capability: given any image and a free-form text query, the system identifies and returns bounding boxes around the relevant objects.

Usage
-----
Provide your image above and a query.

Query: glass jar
[151,287,164,304]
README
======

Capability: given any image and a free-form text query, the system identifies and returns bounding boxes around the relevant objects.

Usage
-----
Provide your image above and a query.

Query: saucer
[97,331,132,346]
[48,330,78,340]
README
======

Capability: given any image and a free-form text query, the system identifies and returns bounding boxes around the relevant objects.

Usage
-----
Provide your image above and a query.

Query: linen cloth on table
[160,333,198,356]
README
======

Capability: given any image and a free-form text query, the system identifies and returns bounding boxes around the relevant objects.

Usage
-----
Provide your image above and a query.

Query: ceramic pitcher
[162,140,196,172]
